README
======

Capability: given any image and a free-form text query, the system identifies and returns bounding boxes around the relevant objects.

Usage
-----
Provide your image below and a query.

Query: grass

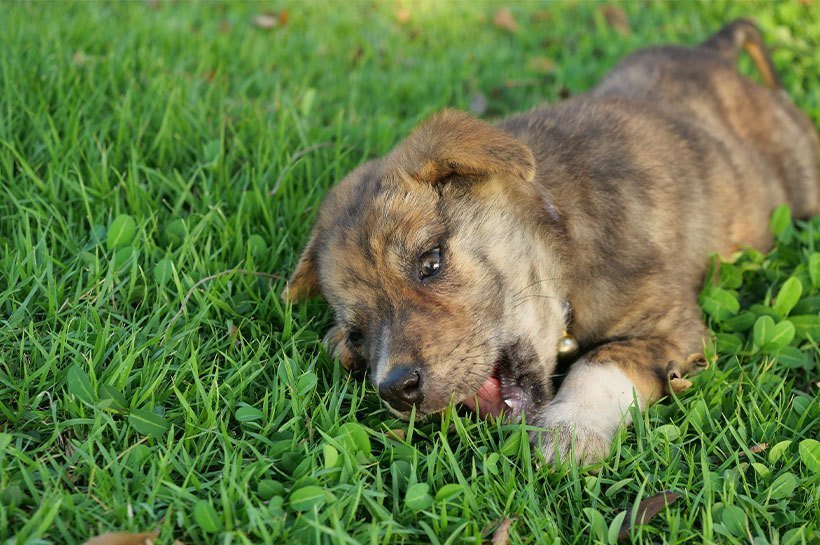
[0,1,818,544]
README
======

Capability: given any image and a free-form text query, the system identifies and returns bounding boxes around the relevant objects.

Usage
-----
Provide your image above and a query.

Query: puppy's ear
[281,234,321,303]
[386,109,535,185]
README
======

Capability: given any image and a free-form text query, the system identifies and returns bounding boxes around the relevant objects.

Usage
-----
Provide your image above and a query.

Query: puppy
[283,20,819,463]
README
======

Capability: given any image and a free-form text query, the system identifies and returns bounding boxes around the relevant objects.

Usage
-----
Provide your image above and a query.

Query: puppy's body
[504,40,819,347]
[286,21,819,463]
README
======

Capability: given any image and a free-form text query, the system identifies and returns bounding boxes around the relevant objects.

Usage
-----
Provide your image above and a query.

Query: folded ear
[281,233,321,303]
[386,109,535,185]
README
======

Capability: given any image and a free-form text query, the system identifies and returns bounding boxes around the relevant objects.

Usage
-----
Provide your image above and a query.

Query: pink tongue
[462,376,506,419]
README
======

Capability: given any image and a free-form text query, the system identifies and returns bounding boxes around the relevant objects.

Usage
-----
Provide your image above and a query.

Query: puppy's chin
[383,402,412,420]
[383,398,444,420]
[382,399,453,421]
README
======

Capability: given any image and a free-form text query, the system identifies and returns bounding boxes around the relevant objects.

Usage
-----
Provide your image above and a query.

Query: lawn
[0,1,818,544]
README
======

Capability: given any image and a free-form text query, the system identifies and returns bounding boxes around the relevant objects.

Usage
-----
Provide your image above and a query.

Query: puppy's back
[592,20,819,218]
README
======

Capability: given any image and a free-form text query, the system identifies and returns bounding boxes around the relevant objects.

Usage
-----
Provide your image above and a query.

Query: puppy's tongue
[462,376,506,418]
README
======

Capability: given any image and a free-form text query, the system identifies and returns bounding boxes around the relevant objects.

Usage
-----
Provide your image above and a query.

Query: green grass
[0,1,818,544]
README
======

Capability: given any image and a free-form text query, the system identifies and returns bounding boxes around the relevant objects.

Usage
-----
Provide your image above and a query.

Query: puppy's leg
[534,319,707,464]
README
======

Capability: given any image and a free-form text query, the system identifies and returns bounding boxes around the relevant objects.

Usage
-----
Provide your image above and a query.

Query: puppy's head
[284,110,567,418]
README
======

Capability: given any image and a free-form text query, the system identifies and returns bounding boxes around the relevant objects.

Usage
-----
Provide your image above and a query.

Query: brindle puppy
[283,20,819,463]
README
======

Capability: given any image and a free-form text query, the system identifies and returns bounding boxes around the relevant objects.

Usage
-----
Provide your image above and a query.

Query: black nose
[378,365,424,411]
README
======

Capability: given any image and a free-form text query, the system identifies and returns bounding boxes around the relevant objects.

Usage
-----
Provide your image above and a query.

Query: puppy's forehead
[315,162,442,305]
[321,162,436,233]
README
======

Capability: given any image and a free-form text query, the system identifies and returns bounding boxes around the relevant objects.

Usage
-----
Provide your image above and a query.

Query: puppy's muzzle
[378,365,424,411]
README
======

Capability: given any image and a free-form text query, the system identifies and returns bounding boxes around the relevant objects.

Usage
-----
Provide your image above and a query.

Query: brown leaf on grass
[386,428,406,441]
[395,7,411,25]
[600,5,631,35]
[527,56,555,74]
[492,9,519,33]
[617,491,679,539]
[253,13,277,29]
[749,443,769,454]
[669,377,693,393]
[736,443,769,458]
[83,532,159,545]
[469,92,488,115]
[491,518,513,544]
[253,11,288,30]
[666,361,694,393]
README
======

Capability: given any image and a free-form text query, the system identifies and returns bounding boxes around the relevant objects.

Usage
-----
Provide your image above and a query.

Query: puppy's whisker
[510,294,562,310]
[509,277,566,301]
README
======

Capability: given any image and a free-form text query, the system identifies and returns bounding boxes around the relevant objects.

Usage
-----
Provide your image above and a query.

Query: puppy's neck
[493,188,570,375]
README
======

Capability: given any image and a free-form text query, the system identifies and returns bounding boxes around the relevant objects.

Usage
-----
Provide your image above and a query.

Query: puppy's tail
[701,19,782,90]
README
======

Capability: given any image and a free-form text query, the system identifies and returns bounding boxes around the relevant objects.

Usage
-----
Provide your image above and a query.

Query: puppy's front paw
[532,362,639,466]
[533,419,612,465]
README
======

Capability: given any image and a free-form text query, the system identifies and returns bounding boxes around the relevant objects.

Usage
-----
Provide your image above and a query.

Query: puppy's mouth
[461,349,534,421]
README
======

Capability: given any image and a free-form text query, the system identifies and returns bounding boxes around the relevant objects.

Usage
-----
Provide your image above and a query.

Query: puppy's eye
[418,247,442,280]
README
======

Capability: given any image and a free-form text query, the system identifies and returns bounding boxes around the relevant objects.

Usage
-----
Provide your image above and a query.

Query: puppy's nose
[378,366,424,411]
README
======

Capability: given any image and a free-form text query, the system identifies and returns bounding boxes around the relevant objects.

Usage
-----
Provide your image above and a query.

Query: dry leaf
[395,8,411,24]
[387,428,406,441]
[83,531,159,545]
[528,56,555,74]
[749,443,769,454]
[669,377,692,393]
[491,518,513,544]
[600,5,631,35]
[666,361,694,393]
[469,92,488,115]
[492,9,519,33]
[253,13,278,30]
[617,491,679,539]
[737,443,769,458]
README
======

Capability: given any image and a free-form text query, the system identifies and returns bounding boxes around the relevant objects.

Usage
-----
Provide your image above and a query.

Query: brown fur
[284,20,819,463]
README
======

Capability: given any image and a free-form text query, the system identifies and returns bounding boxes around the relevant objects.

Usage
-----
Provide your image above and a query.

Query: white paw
[532,363,641,465]
[533,418,613,465]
